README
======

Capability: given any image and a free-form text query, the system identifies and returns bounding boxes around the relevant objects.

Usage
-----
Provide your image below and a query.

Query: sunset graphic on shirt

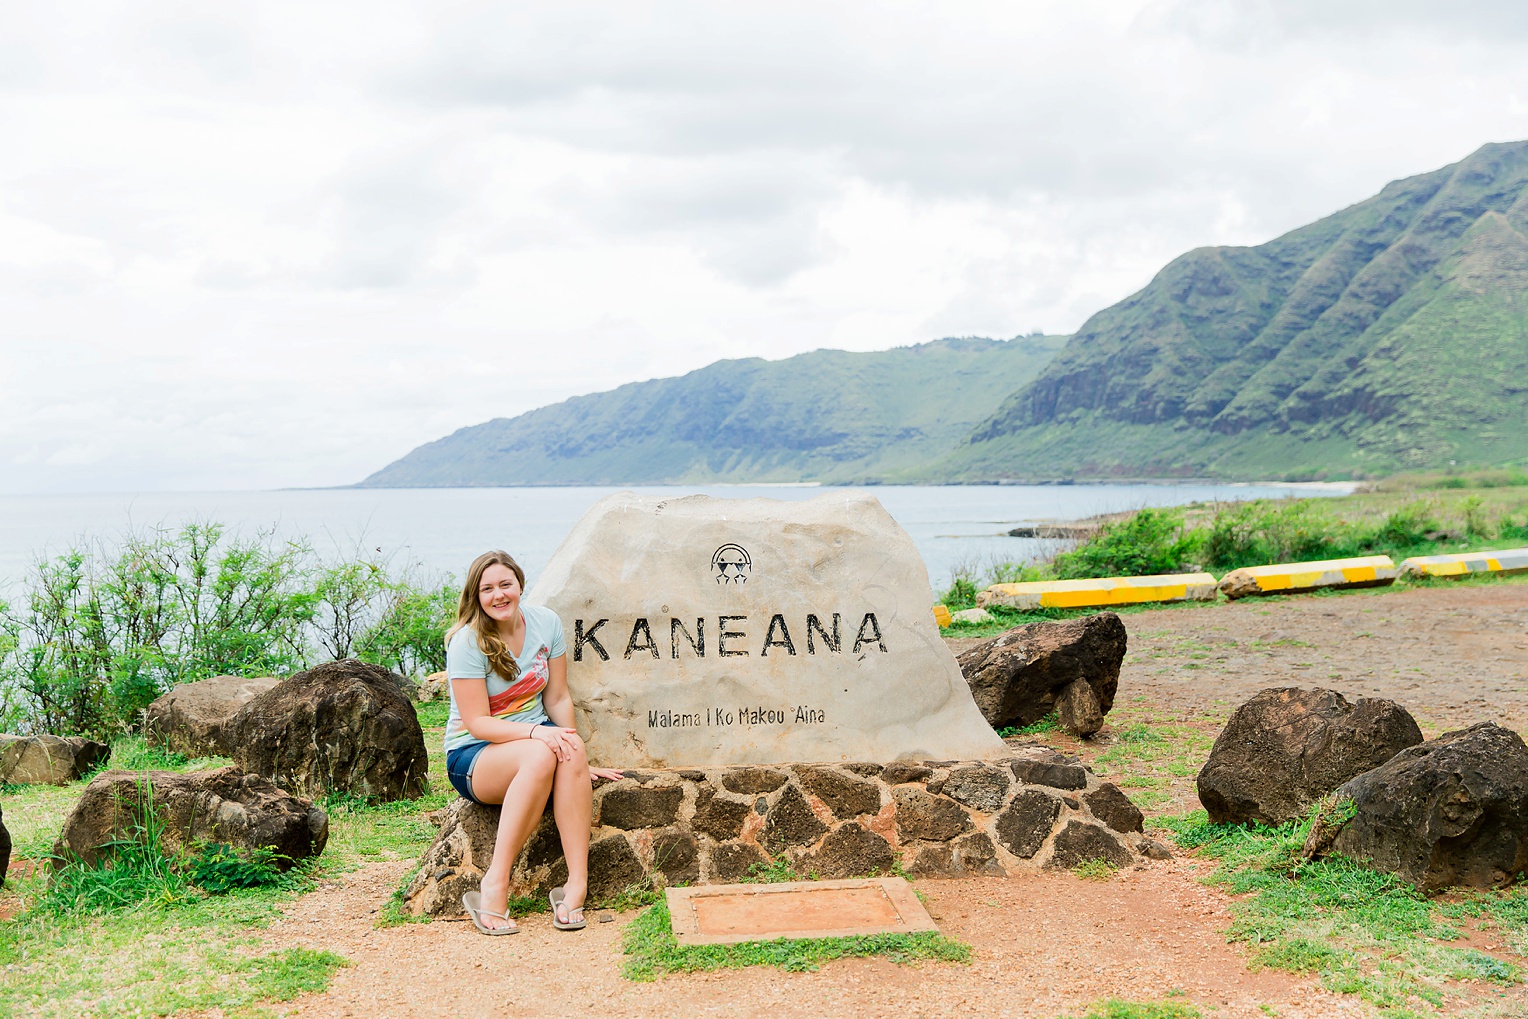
[488,647,550,718]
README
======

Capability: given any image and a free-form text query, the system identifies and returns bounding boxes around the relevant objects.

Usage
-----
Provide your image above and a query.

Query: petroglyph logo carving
[711,544,751,585]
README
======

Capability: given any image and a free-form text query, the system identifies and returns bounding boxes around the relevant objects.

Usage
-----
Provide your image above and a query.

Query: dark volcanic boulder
[226,658,428,803]
[0,802,10,885]
[956,613,1125,737]
[143,674,281,758]
[53,766,327,869]
[1197,687,1422,825]
[1303,722,1528,890]
[0,734,110,785]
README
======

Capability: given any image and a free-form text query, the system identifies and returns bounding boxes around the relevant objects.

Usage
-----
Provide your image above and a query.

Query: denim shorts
[446,740,490,803]
[445,723,560,804]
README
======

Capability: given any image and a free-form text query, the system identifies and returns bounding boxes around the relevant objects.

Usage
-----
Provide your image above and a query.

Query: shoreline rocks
[401,746,1159,916]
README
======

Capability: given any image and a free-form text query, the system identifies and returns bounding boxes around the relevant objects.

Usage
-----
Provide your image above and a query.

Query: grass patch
[1072,859,1119,882]
[0,725,447,1017]
[246,947,351,1001]
[1155,810,1528,1016]
[998,712,1060,738]
[1060,1001,1202,1019]
[621,899,970,981]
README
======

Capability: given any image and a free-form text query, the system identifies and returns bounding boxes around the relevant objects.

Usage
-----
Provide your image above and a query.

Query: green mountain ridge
[929,140,1528,481]
[357,336,1067,487]
[363,140,1528,488]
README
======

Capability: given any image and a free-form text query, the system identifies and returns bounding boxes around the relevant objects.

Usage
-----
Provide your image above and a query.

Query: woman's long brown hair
[447,550,527,683]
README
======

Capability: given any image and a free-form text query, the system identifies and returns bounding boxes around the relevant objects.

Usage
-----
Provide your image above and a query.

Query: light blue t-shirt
[443,605,566,752]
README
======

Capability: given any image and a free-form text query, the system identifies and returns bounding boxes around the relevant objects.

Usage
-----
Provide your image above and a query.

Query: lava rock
[942,764,1012,813]
[143,674,281,758]
[803,824,894,878]
[598,784,683,829]
[892,787,974,842]
[1303,722,1528,890]
[652,829,700,884]
[957,613,1126,736]
[995,789,1063,859]
[721,767,789,794]
[226,658,429,803]
[0,735,110,785]
[54,766,326,870]
[762,785,828,854]
[710,842,769,882]
[880,762,934,785]
[1054,679,1104,737]
[587,836,648,901]
[1084,783,1144,834]
[1007,750,1089,790]
[0,803,9,886]
[793,766,882,819]
[691,789,749,841]
[1198,687,1422,825]
[952,831,1005,875]
[1048,821,1134,869]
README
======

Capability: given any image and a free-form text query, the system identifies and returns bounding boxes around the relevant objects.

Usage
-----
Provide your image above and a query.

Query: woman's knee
[556,734,589,773]
[525,739,559,777]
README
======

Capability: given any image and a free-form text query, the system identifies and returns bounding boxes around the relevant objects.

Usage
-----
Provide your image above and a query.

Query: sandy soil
[263,859,1344,1019]
[262,582,1528,1019]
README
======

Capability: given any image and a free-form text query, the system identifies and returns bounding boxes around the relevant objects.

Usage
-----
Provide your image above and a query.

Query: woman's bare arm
[454,678,549,744]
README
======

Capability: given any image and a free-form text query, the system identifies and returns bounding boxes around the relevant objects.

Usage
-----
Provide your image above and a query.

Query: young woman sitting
[443,550,623,934]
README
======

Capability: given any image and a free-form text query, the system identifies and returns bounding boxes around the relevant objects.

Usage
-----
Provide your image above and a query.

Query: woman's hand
[531,725,581,762]
[590,767,625,783]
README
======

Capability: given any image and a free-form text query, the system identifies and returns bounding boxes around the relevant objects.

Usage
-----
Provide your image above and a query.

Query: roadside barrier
[1218,555,1396,600]
[975,573,1218,611]
[1398,548,1528,579]
[932,603,953,627]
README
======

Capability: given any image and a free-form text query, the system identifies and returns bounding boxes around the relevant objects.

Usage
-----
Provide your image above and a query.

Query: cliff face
[356,335,1065,486]
[948,141,1528,480]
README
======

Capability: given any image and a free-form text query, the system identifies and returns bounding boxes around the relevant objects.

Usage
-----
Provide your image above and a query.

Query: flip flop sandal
[462,891,520,935]
[549,886,587,931]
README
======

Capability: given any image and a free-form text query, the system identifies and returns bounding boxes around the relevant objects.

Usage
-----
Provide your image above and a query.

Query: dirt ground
[264,582,1528,1019]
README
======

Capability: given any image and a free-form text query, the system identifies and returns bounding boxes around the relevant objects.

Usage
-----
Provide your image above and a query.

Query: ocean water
[0,482,1352,595]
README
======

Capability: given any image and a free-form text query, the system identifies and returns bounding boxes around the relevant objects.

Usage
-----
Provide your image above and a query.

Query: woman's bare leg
[470,740,557,930]
[550,734,593,921]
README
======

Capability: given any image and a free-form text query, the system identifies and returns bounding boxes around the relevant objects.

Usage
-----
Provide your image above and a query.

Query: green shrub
[0,521,455,740]
[1202,500,1354,571]
[1370,500,1441,547]
[189,843,286,894]
[43,782,194,915]
[1053,509,1202,579]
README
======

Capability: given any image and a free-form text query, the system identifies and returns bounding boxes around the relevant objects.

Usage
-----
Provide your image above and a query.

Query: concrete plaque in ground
[665,877,938,945]
[528,492,1005,768]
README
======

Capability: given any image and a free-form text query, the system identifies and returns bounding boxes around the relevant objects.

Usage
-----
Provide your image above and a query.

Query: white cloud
[2,0,1528,491]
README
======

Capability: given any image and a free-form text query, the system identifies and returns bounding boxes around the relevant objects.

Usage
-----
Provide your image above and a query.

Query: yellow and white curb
[1398,548,1528,579]
[975,573,1218,611]
[1218,555,1396,600]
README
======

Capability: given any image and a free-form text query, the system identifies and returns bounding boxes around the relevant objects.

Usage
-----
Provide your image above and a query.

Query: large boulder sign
[528,492,1005,768]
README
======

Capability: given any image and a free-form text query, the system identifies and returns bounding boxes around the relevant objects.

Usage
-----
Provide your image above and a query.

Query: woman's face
[478,563,522,624]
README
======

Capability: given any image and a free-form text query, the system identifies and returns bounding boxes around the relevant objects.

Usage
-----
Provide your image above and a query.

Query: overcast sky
[4,1,1528,493]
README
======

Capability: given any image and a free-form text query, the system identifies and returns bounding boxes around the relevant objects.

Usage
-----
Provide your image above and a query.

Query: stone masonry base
[404,744,1155,916]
